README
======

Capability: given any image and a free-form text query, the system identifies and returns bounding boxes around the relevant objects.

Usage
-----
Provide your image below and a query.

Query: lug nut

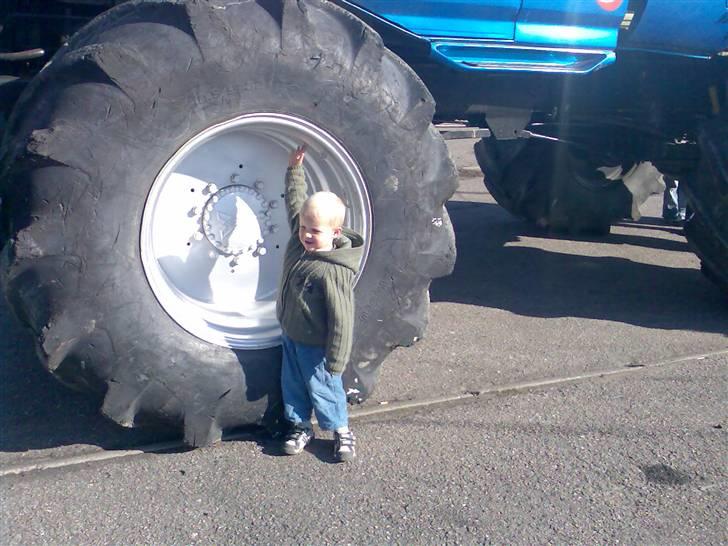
[230,173,240,183]
[257,238,264,245]
[205,183,218,194]
[257,247,267,256]
[269,225,279,233]
[188,207,199,217]
[254,180,264,190]
[193,231,204,241]
[269,200,278,209]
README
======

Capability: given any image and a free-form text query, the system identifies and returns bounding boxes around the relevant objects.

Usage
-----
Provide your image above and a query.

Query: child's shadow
[256,433,339,464]
[306,438,338,464]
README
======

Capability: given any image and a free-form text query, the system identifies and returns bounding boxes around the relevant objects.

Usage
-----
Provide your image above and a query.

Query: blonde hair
[301,191,346,228]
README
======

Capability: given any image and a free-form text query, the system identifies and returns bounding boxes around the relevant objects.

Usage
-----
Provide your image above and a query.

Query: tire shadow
[0,312,180,454]
[432,200,727,335]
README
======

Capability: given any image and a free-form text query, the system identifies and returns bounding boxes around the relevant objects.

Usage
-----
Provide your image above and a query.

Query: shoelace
[287,429,311,441]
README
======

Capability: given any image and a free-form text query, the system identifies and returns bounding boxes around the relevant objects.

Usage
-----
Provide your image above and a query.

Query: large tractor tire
[683,116,728,294]
[0,0,457,446]
[474,137,662,235]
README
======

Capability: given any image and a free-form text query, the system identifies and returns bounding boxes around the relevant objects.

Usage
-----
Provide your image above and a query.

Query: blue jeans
[280,334,348,431]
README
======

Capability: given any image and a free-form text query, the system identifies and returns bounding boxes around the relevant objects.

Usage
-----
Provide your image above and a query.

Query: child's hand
[288,144,307,168]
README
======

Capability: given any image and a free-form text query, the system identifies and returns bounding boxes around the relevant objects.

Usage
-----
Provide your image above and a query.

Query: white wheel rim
[141,113,371,349]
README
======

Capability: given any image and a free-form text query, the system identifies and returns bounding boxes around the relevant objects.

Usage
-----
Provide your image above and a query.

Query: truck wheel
[683,116,728,294]
[0,0,456,446]
[474,138,659,234]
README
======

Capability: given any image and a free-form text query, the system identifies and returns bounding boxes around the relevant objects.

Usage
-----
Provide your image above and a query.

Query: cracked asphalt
[1,139,726,544]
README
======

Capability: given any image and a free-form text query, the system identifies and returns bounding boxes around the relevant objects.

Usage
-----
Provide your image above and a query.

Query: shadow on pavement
[432,200,727,334]
[0,313,179,454]
[2,198,725,457]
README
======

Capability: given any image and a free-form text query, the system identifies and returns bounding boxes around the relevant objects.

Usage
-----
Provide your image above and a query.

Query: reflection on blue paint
[347,0,724,72]
[381,13,516,40]
[516,0,624,48]
[352,0,521,40]
[516,23,616,48]
[431,41,616,73]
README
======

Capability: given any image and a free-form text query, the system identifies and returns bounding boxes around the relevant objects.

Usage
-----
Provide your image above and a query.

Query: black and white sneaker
[282,425,314,455]
[334,430,356,462]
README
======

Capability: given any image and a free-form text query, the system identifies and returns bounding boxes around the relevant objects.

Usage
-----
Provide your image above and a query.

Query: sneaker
[282,425,314,455]
[663,214,684,226]
[334,430,356,462]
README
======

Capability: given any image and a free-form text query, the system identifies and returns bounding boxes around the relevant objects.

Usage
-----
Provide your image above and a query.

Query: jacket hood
[308,227,364,273]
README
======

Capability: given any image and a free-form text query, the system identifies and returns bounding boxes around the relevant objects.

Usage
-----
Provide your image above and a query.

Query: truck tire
[0,0,456,446]
[683,116,728,294]
[474,137,636,234]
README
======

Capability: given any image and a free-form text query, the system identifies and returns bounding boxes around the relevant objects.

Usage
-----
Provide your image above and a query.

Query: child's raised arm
[284,144,308,229]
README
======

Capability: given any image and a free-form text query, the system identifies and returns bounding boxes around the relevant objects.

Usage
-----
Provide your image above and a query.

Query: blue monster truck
[1,0,725,445]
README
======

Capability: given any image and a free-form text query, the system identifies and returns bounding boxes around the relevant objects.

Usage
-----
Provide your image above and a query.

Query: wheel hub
[201,183,273,258]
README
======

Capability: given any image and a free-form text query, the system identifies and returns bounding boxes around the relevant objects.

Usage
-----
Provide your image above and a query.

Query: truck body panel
[350,0,521,40]
[621,0,728,57]
[345,0,726,70]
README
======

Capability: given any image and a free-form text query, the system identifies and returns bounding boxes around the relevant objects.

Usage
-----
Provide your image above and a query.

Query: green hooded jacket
[276,166,364,374]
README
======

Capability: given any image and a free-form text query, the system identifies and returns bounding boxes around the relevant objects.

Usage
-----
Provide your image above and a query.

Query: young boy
[276,144,363,462]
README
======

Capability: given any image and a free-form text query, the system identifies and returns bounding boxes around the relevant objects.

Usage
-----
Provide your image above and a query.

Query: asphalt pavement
[1,356,725,544]
[1,139,726,544]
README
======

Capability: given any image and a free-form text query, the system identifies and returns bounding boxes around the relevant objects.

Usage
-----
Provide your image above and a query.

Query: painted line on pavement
[1,348,725,477]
